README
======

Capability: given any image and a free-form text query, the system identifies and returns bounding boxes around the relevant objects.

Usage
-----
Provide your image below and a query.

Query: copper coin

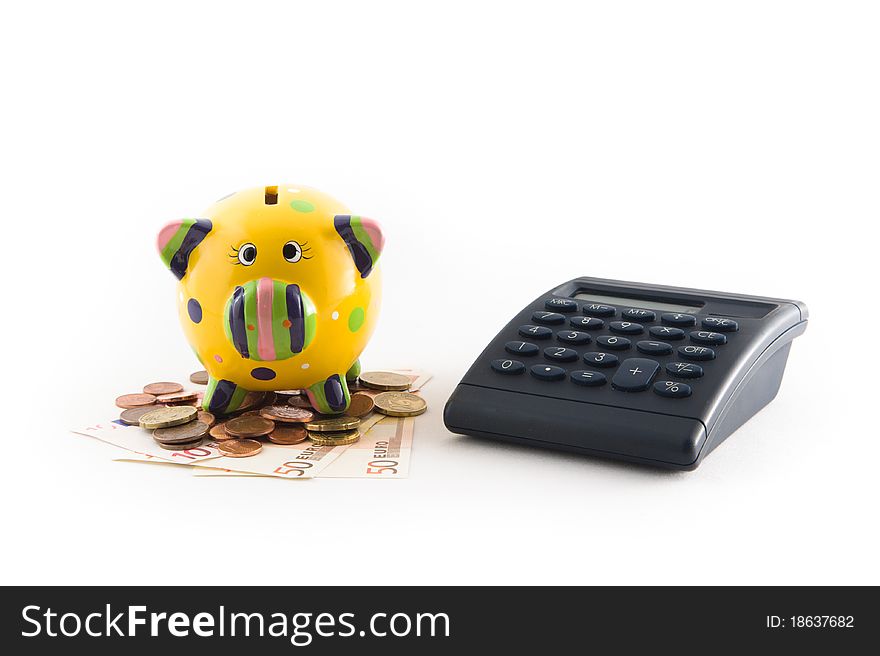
[268,424,308,445]
[218,439,263,457]
[143,382,184,395]
[224,415,275,438]
[115,393,157,409]
[189,370,209,385]
[197,411,216,428]
[237,391,267,412]
[158,438,204,451]
[119,405,159,426]
[153,421,209,444]
[287,395,314,409]
[209,422,235,440]
[259,405,315,423]
[347,393,375,418]
[274,389,303,397]
[156,391,198,404]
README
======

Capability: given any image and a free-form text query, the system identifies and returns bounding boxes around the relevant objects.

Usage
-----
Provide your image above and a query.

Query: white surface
[2,1,878,585]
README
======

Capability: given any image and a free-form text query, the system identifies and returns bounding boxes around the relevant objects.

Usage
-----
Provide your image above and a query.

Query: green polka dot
[290,199,315,213]
[348,307,365,332]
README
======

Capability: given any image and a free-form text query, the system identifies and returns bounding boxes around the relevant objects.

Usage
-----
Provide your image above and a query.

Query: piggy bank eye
[283,240,308,263]
[234,243,257,266]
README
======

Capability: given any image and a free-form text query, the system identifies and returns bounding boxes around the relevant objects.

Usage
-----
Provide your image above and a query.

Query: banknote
[73,421,223,464]
[191,440,346,479]
[319,416,414,478]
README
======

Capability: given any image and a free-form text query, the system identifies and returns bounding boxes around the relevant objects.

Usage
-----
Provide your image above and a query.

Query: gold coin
[274,389,303,397]
[189,370,209,385]
[119,405,159,426]
[224,415,275,438]
[347,393,375,418]
[308,429,360,446]
[143,382,184,395]
[304,415,361,432]
[259,404,315,423]
[268,425,308,445]
[138,406,198,429]
[115,393,157,409]
[374,391,427,417]
[158,438,204,451]
[153,421,209,444]
[218,439,263,457]
[358,371,412,391]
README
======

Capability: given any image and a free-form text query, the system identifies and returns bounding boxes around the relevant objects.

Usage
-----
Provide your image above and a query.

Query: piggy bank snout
[224,277,315,361]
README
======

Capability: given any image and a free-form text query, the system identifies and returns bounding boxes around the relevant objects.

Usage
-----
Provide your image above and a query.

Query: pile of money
[110,371,428,459]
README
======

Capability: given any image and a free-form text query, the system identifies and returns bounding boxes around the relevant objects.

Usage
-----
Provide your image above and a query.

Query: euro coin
[374,391,427,417]
[259,405,315,423]
[197,411,216,428]
[308,429,360,446]
[138,406,197,429]
[143,382,184,395]
[287,395,314,409]
[116,393,157,409]
[358,371,411,391]
[304,416,360,432]
[209,422,235,440]
[153,421,209,444]
[156,391,198,404]
[268,425,308,445]
[224,415,275,438]
[189,371,209,385]
[119,405,159,426]
[218,439,263,457]
[158,438,204,451]
[347,393,375,418]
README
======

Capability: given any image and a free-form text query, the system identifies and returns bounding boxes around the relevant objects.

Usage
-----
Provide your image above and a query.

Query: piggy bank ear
[333,215,384,278]
[156,218,213,280]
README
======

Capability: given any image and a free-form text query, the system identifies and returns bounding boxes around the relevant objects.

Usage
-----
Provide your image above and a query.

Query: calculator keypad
[505,341,539,356]
[519,325,553,339]
[492,299,739,401]
[530,364,566,381]
[543,346,579,363]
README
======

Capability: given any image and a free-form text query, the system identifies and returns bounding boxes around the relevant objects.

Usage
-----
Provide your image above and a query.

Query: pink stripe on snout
[256,277,277,361]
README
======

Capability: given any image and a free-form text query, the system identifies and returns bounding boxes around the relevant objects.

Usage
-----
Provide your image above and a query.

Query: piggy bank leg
[203,377,250,415]
[345,359,362,382]
[306,374,351,415]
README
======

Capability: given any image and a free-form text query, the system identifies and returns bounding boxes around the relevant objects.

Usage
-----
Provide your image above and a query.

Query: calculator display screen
[573,292,703,314]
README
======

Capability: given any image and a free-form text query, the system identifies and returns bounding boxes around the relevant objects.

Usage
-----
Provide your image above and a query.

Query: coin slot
[264,186,279,205]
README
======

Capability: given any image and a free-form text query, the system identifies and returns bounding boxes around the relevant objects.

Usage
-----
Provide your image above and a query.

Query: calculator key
[689,330,728,346]
[544,298,578,312]
[666,361,703,379]
[570,370,607,387]
[518,324,553,339]
[530,364,566,381]
[583,351,619,367]
[636,340,673,355]
[649,325,685,340]
[556,330,592,345]
[532,311,565,325]
[570,316,604,330]
[611,358,660,392]
[661,313,697,327]
[543,346,579,363]
[678,345,716,361]
[596,335,631,351]
[505,341,539,356]
[702,317,739,332]
[491,359,525,375]
[581,303,616,317]
[622,308,656,322]
[653,381,693,398]
[609,321,644,335]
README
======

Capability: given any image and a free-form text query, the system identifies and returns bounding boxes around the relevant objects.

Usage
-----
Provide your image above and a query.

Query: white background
[1,1,877,585]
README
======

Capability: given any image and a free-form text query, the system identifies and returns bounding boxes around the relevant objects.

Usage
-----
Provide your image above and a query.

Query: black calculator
[444,277,808,470]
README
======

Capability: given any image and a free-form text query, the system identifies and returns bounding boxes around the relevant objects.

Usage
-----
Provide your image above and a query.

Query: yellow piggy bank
[156,185,383,415]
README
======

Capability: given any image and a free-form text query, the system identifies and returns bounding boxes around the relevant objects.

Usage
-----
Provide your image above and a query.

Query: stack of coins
[114,370,429,457]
